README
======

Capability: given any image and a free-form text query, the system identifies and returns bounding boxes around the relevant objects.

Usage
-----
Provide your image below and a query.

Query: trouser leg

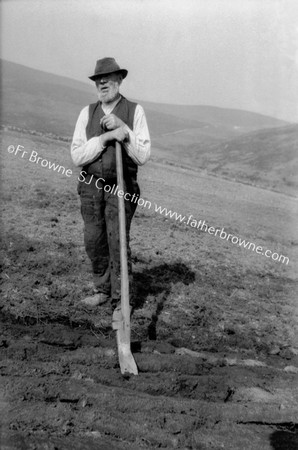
[79,179,111,295]
[79,176,140,300]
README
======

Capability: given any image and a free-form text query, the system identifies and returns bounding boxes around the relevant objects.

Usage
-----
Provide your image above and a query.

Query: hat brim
[89,69,128,81]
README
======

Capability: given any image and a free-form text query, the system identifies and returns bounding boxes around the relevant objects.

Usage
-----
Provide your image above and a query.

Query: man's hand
[113,126,129,143]
[101,126,129,147]
[100,114,125,130]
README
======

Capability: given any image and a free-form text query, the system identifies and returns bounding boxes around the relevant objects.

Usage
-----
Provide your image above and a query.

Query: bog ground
[1,129,298,449]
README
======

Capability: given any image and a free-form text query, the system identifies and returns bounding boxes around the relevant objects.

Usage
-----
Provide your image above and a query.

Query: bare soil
[1,130,298,449]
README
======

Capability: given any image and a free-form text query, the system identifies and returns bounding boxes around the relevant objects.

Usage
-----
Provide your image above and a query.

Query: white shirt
[70,96,151,167]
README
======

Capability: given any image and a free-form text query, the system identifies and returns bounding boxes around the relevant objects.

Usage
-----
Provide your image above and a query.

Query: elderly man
[71,57,151,308]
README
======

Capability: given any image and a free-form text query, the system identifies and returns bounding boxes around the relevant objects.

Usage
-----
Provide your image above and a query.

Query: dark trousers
[78,175,139,300]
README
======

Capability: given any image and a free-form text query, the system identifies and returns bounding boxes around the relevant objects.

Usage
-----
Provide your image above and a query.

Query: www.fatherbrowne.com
[153,203,289,265]
[77,176,289,266]
[7,147,289,265]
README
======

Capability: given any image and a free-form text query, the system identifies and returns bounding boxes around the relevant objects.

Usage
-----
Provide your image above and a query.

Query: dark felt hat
[89,57,128,81]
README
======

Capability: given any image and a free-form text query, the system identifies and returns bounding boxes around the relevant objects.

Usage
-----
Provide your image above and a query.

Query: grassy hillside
[1,60,95,136]
[0,60,204,137]
[154,124,298,196]
[1,59,288,139]
[1,59,297,196]
[141,101,289,134]
[202,124,298,191]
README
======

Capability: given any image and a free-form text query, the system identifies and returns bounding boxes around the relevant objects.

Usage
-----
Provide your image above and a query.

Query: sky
[1,0,298,121]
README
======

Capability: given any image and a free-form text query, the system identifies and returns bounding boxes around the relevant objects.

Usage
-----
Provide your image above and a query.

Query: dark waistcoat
[84,96,138,180]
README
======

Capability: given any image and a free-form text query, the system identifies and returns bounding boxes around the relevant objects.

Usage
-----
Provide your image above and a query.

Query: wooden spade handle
[114,141,138,375]
[115,142,130,328]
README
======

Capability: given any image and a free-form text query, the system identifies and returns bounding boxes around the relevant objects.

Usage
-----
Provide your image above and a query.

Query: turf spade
[112,141,138,376]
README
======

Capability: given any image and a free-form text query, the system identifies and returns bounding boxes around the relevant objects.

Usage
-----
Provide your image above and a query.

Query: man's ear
[118,74,123,85]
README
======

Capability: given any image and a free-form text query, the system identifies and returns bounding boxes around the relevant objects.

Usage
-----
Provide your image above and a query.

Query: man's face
[95,73,122,104]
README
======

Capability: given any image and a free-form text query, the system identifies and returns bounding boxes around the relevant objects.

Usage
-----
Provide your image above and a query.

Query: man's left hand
[100,114,125,130]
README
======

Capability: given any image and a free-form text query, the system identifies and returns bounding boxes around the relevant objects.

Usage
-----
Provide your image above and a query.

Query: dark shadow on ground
[132,262,195,340]
[270,428,298,450]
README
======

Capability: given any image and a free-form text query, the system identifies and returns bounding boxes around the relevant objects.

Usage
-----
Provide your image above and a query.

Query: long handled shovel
[112,141,138,376]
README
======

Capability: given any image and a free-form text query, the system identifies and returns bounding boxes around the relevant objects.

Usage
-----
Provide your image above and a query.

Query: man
[71,57,151,308]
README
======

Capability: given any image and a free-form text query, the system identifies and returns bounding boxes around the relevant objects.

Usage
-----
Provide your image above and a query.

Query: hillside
[140,101,289,134]
[1,59,288,139]
[1,59,297,196]
[154,124,298,196]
